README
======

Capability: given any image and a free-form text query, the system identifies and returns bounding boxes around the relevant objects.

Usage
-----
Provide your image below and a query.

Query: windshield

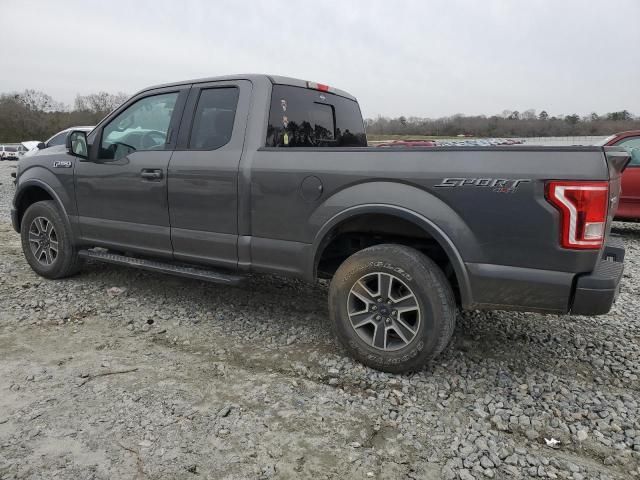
[5,146,17,152]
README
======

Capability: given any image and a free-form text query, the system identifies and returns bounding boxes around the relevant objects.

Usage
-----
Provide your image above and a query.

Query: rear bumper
[570,235,625,315]
[464,236,625,315]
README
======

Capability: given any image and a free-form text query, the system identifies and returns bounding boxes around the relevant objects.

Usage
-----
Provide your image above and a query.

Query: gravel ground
[0,160,639,480]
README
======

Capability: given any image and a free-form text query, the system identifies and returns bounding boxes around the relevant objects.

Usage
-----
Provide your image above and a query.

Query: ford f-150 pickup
[11,74,629,372]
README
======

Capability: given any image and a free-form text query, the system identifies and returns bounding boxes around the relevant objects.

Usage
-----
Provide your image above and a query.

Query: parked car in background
[22,126,94,158]
[598,131,640,220]
[374,138,524,148]
[21,141,42,153]
[376,139,436,147]
[1,145,21,160]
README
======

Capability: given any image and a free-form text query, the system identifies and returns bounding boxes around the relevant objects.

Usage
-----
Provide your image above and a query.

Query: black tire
[20,200,83,279]
[328,244,456,373]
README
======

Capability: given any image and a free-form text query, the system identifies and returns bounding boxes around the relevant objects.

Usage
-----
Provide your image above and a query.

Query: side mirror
[630,148,640,167]
[37,142,46,149]
[66,130,88,159]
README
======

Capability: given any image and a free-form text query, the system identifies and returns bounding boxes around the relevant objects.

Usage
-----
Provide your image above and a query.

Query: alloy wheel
[347,272,421,351]
[28,216,58,265]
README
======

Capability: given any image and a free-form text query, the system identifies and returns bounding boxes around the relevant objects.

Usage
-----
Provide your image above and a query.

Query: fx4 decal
[53,160,72,168]
[435,177,531,193]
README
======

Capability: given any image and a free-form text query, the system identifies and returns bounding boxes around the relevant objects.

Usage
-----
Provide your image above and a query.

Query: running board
[78,249,244,286]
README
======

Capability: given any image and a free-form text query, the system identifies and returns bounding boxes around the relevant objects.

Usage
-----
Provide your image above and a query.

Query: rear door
[168,80,252,269]
[614,136,640,218]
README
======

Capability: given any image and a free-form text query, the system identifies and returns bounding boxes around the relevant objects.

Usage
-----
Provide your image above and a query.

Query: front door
[75,88,188,257]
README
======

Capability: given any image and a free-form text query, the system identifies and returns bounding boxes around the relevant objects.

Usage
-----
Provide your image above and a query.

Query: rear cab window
[266,84,367,148]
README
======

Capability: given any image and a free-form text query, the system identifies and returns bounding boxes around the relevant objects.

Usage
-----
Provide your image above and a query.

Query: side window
[617,137,640,166]
[188,88,239,150]
[47,132,68,147]
[100,92,178,160]
[266,85,367,148]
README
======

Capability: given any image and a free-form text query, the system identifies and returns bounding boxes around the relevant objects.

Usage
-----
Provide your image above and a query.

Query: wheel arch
[311,204,472,308]
[14,180,72,234]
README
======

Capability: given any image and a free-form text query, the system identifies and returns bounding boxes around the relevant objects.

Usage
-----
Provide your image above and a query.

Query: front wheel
[328,244,456,373]
[20,200,83,279]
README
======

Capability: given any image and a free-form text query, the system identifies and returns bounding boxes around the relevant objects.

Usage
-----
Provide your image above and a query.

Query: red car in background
[600,131,640,220]
[376,139,436,147]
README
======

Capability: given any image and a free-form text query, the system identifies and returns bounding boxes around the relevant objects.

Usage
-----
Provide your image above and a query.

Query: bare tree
[74,91,128,115]
[16,89,65,112]
[607,110,632,121]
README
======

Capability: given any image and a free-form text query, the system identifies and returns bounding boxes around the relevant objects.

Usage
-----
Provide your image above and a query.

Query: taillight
[546,181,609,250]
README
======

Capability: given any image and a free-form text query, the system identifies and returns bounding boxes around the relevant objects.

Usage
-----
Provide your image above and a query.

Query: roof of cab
[138,74,357,102]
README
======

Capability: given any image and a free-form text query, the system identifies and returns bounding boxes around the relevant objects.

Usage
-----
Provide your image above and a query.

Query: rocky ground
[0,161,639,479]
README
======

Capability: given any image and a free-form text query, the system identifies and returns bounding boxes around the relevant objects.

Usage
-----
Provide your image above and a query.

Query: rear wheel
[328,244,456,373]
[20,200,83,279]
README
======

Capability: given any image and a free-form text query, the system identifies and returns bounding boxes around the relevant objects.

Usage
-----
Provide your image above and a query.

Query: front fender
[14,164,76,233]
[308,181,480,308]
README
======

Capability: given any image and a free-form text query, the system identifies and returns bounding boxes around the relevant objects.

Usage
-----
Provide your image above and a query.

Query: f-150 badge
[435,177,530,193]
[53,160,72,168]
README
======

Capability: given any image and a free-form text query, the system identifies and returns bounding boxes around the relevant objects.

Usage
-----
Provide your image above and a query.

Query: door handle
[140,169,163,180]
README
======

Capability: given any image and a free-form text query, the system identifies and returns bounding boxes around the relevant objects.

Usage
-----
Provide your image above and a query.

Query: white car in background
[0,145,21,160]
[21,141,42,153]
[22,126,94,158]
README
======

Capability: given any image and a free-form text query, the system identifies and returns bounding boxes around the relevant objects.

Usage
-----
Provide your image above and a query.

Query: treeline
[0,90,128,142]
[365,109,640,138]
[2,89,639,142]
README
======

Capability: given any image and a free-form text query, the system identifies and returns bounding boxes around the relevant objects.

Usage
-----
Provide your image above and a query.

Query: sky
[1,0,639,119]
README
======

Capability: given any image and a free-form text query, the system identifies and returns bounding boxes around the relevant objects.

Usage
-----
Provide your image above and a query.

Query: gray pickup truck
[11,74,629,372]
